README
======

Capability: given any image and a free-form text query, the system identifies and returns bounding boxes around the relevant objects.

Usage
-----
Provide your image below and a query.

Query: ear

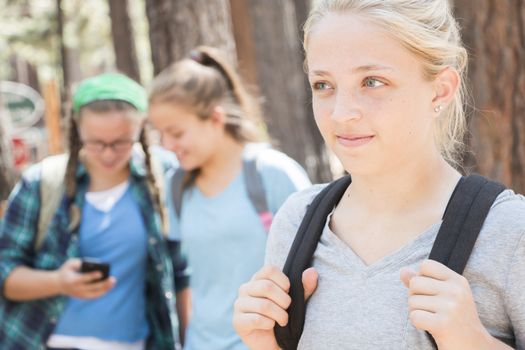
[431,67,460,114]
[209,105,226,127]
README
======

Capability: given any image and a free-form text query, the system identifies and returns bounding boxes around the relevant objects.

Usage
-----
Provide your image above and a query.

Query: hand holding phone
[80,258,110,282]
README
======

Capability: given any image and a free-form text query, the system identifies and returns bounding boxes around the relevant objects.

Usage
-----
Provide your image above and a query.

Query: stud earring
[434,105,443,113]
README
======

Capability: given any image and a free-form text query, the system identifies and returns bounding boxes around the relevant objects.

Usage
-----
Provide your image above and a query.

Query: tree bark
[145,0,236,75]
[231,0,332,182]
[56,0,70,102]
[454,0,525,192]
[108,0,141,83]
[0,123,15,201]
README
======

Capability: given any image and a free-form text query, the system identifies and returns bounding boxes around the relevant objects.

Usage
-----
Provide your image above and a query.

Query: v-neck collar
[323,210,442,277]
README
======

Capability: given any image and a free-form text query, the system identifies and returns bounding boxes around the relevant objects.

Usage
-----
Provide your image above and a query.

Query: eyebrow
[310,65,394,77]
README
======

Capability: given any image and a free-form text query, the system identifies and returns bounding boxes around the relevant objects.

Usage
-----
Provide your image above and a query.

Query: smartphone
[80,258,110,282]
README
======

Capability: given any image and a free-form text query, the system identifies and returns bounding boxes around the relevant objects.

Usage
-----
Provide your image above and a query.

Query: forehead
[306,12,422,77]
[78,109,140,138]
[149,102,201,130]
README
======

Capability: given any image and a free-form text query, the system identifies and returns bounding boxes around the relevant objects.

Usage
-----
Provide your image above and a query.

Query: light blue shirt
[54,187,149,342]
[167,146,311,350]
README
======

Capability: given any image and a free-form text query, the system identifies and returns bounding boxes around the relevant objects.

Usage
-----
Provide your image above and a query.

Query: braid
[139,128,167,233]
[64,115,82,231]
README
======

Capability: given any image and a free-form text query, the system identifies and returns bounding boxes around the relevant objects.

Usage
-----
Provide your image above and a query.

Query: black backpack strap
[429,174,506,272]
[171,167,186,218]
[274,175,352,350]
[426,174,506,348]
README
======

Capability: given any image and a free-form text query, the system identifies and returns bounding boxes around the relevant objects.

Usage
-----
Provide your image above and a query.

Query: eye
[169,130,184,139]
[311,81,333,91]
[363,77,385,88]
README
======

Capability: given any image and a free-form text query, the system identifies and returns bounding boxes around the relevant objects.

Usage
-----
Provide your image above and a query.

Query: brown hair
[148,46,265,144]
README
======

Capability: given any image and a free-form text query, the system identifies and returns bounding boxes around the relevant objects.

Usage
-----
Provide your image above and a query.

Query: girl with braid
[0,73,190,350]
[148,46,311,350]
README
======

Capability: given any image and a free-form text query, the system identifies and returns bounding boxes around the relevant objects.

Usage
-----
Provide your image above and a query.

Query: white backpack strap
[36,154,69,250]
[150,154,170,238]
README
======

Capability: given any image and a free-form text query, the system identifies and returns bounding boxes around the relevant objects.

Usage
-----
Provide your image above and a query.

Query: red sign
[11,137,29,168]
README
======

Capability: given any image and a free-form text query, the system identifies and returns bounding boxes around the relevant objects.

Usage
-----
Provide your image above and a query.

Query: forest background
[0,0,524,205]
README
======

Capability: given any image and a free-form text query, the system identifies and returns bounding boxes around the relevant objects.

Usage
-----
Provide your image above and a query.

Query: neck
[345,153,461,217]
[197,136,245,187]
[86,164,130,192]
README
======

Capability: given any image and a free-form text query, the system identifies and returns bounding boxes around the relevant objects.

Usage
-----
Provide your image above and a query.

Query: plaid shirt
[0,153,189,350]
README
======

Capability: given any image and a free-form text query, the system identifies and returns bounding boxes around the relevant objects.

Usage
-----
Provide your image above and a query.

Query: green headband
[72,73,147,113]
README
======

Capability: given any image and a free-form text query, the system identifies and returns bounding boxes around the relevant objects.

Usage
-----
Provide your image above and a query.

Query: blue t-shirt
[53,186,149,342]
[166,145,311,350]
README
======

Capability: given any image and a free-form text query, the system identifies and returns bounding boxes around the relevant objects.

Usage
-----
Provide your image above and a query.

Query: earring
[434,105,443,113]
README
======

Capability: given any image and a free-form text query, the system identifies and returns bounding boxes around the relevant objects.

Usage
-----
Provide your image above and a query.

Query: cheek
[312,99,332,130]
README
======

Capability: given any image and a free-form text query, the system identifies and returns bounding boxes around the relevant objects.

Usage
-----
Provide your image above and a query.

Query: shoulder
[247,143,300,169]
[246,143,311,187]
[486,189,525,232]
[264,184,327,268]
[480,189,525,241]
[469,189,525,271]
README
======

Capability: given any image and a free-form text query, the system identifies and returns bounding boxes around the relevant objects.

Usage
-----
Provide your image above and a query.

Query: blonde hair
[305,0,469,166]
[149,46,264,144]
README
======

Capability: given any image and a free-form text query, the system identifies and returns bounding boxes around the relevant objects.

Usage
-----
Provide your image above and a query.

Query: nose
[331,90,362,123]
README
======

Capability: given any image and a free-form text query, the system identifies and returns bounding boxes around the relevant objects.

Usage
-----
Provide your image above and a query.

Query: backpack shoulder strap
[149,153,170,237]
[171,167,186,219]
[429,174,506,273]
[36,153,69,250]
[274,175,352,350]
[242,148,272,232]
[426,174,505,348]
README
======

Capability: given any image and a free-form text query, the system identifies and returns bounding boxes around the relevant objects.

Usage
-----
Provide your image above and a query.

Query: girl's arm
[4,259,115,301]
[176,287,191,345]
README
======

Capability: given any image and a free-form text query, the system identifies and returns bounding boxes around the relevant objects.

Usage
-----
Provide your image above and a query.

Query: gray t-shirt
[265,184,525,349]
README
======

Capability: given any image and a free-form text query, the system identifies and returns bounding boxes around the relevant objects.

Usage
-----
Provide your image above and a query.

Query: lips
[335,134,374,147]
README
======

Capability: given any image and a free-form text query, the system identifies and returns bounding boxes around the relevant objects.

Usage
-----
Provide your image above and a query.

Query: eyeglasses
[81,139,135,153]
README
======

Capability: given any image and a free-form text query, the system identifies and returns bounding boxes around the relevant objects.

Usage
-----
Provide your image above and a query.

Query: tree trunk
[108,0,141,83]
[231,0,332,182]
[0,123,14,201]
[56,0,70,102]
[9,55,40,93]
[145,0,236,75]
[454,0,525,192]
[293,0,332,182]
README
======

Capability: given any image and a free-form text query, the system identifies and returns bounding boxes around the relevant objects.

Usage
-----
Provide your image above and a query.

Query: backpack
[36,152,169,251]
[170,146,273,232]
[274,174,506,350]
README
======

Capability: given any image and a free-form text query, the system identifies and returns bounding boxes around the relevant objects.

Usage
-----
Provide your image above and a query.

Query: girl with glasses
[0,73,190,350]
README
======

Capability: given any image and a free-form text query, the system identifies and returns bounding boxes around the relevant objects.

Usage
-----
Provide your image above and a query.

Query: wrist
[472,326,511,350]
[51,270,63,296]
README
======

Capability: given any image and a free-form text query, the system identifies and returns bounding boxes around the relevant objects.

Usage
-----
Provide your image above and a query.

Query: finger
[407,275,446,296]
[419,259,456,281]
[234,296,289,327]
[302,267,318,300]
[239,280,291,309]
[400,267,418,288]
[407,294,441,314]
[66,258,82,271]
[408,309,438,332]
[233,312,276,333]
[79,271,103,284]
[82,277,116,293]
[78,279,116,299]
[251,266,290,292]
